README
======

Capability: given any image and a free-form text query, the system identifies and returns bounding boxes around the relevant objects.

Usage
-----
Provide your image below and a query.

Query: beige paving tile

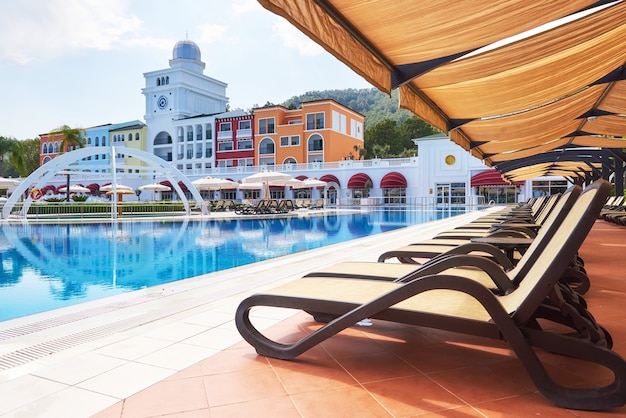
[94,335,173,361]
[30,352,127,385]
[0,375,67,415]
[76,362,174,399]
[6,386,118,418]
[137,342,218,371]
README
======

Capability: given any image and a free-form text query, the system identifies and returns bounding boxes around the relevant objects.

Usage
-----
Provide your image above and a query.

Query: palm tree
[53,125,85,201]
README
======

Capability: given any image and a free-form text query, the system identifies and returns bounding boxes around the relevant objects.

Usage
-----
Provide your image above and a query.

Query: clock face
[157,95,168,110]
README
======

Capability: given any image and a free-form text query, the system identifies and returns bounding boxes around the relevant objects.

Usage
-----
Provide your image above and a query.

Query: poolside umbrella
[291,178,327,189]
[139,183,171,192]
[100,183,133,192]
[138,182,171,201]
[58,184,90,194]
[192,176,238,191]
[242,170,293,185]
[242,170,293,199]
[0,177,20,187]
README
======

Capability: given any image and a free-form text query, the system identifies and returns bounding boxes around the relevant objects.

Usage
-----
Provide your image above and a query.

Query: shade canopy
[292,178,327,189]
[258,0,626,179]
[242,170,293,184]
[58,184,91,193]
[191,176,238,191]
[100,183,133,192]
[380,172,407,188]
[319,174,340,186]
[0,177,20,187]
[471,170,523,187]
[138,182,171,192]
[347,173,373,189]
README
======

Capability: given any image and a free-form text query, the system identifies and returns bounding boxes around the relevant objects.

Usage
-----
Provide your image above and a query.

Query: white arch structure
[2,146,209,219]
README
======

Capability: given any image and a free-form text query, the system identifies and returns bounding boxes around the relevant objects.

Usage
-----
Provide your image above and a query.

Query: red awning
[319,174,340,186]
[348,173,373,188]
[295,175,308,181]
[380,171,407,188]
[471,170,523,187]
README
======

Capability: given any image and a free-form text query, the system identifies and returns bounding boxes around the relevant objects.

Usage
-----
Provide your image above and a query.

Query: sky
[0,0,372,140]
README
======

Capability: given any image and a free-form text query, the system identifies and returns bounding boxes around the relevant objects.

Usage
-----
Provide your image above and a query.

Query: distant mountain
[281,88,414,131]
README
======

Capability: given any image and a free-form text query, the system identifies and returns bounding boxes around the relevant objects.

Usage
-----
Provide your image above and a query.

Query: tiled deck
[1,211,625,417]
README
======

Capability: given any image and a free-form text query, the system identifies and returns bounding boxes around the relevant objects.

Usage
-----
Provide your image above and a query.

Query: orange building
[39,132,66,166]
[253,99,364,167]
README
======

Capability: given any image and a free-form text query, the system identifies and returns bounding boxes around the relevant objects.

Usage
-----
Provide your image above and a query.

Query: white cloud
[197,24,229,45]
[272,20,324,57]
[0,0,140,64]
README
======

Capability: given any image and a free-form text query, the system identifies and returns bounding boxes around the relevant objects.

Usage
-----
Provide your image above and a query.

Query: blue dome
[173,40,201,61]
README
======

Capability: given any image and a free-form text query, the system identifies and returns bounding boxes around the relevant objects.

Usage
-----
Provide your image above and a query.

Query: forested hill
[281,88,415,131]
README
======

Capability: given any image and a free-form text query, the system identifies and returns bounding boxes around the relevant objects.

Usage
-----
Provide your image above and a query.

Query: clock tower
[142,39,229,154]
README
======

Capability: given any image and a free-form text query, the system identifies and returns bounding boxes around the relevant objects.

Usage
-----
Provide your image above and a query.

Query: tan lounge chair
[236,180,626,410]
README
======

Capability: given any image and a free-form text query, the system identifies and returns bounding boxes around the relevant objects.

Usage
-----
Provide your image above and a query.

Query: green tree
[9,138,40,177]
[364,118,399,159]
[0,136,19,176]
[56,125,85,153]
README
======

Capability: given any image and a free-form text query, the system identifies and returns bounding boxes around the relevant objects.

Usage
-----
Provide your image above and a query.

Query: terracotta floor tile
[427,365,533,405]
[209,395,300,418]
[337,351,419,384]
[199,346,269,375]
[119,376,208,417]
[91,401,123,418]
[473,392,581,418]
[417,406,486,417]
[203,367,287,407]
[271,359,358,394]
[289,385,392,418]
[363,374,467,416]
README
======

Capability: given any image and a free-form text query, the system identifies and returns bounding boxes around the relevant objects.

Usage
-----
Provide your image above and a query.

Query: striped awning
[471,170,523,187]
[380,172,407,188]
[348,173,373,188]
[319,174,340,186]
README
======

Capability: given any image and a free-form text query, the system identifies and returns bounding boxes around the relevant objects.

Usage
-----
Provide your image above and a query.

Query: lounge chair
[309,198,324,210]
[236,180,626,410]
[379,186,580,266]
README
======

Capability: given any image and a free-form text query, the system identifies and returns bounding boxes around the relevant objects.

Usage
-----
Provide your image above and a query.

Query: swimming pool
[0,209,460,321]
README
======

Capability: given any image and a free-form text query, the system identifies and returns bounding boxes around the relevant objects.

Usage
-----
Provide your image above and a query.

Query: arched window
[157,78,161,86]
[205,123,212,139]
[161,77,165,85]
[308,134,324,151]
[87,137,92,145]
[166,76,169,84]
[283,157,297,164]
[259,138,275,154]
[102,137,107,146]
[42,143,48,154]
[53,142,59,153]
[95,137,100,146]
[135,133,140,141]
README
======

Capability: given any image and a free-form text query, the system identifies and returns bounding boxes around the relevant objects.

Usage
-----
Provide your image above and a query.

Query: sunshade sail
[259,0,626,179]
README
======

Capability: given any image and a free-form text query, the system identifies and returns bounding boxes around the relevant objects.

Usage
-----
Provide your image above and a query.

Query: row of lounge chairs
[235,199,295,215]
[210,200,235,212]
[295,198,324,210]
[236,179,626,410]
[235,198,323,215]
[600,195,626,225]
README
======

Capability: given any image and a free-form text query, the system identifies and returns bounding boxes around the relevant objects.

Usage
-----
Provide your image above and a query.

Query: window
[42,143,48,153]
[258,118,275,134]
[259,138,275,154]
[187,130,193,141]
[205,125,212,139]
[220,122,232,132]
[135,133,140,141]
[308,134,323,151]
[238,158,254,166]
[238,120,251,130]
[238,140,253,150]
[218,141,233,151]
[280,135,300,146]
[306,112,325,130]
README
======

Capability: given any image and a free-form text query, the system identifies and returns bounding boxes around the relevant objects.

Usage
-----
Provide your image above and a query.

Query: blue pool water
[0,209,460,321]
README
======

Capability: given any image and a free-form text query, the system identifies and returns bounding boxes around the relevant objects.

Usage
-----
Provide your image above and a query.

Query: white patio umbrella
[242,170,293,200]
[238,182,270,199]
[100,183,133,192]
[192,176,238,191]
[0,177,20,187]
[138,182,171,192]
[58,184,90,194]
[241,170,293,185]
[291,178,327,189]
[138,182,171,201]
